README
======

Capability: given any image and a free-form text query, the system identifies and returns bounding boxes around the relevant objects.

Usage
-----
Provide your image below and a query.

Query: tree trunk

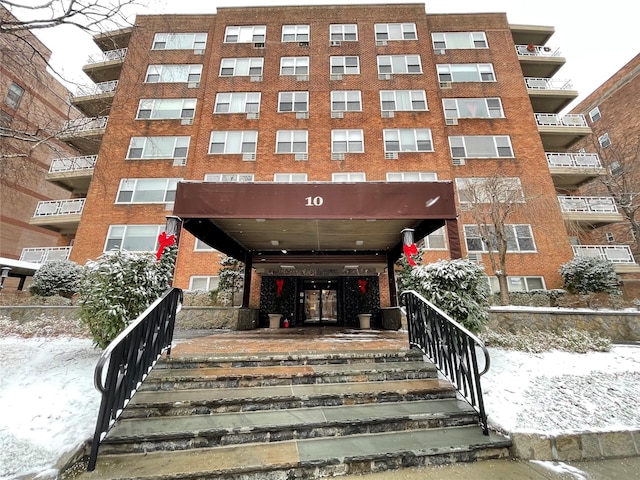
[497,274,510,305]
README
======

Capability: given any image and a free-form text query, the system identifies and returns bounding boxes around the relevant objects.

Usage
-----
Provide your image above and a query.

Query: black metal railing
[401,290,490,435]
[87,287,183,471]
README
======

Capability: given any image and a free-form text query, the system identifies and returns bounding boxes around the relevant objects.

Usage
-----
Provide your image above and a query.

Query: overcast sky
[22,0,639,112]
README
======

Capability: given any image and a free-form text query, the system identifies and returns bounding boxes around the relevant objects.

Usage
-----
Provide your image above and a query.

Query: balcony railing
[20,246,72,264]
[535,113,588,127]
[63,116,108,133]
[49,155,97,174]
[33,199,85,217]
[546,152,602,169]
[558,196,619,214]
[515,44,561,57]
[87,48,127,64]
[573,245,636,264]
[74,81,118,97]
[525,77,573,90]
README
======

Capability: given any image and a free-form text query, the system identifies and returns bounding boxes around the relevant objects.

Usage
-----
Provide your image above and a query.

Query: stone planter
[268,313,282,329]
[357,313,371,329]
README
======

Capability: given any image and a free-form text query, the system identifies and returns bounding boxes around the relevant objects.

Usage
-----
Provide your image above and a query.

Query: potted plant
[356,278,371,329]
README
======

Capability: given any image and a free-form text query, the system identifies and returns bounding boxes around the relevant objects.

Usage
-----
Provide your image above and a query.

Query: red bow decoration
[155,231,175,260]
[276,278,285,297]
[403,243,419,267]
[358,279,368,294]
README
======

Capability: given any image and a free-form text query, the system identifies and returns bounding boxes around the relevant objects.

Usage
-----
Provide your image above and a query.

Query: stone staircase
[76,349,510,479]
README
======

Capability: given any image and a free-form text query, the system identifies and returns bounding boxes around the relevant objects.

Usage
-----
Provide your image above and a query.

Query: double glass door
[304,288,337,325]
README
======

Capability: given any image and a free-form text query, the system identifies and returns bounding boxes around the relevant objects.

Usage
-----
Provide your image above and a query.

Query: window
[214,92,261,113]
[204,173,254,182]
[422,227,447,250]
[152,33,207,50]
[386,172,437,182]
[332,129,364,153]
[274,173,308,182]
[375,23,417,41]
[126,136,190,159]
[136,99,196,119]
[449,135,513,158]
[116,178,180,203]
[598,133,611,148]
[456,177,524,203]
[224,25,266,43]
[331,90,362,112]
[431,32,488,49]
[282,25,310,42]
[464,224,536,252]
[606,232,615,243]
[145,64,202,83]
[189,276,219,291]
[332,172,366,182]
[209,131,257,154]
[380,90,427,111]
[220,58,264,77]
[589,107,602,123]
[437,64,495,82]
[486,276,545,294]
[276,130,308,153]
[384,129,433,152]
[194,239,217,251]
[278,92,309,112]
[377,55,422,74]
[280,57,309,76]
[443,98,503,118]
[330,24,358,41]
[5,83,24,109]
[330,56,360,74]
[105,225,163,252]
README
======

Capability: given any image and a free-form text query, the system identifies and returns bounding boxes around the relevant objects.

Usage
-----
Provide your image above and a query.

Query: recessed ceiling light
[355,240,364,246]
[271,240,279,246]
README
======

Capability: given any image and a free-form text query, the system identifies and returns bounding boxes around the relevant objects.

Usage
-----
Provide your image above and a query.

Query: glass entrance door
[304,289,338,325]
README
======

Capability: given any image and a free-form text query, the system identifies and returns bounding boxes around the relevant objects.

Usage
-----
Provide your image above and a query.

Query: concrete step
[101,399,478,454]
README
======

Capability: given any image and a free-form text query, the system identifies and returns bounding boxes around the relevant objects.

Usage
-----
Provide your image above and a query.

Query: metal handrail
[400,289,490,435]
[87,287,183,471]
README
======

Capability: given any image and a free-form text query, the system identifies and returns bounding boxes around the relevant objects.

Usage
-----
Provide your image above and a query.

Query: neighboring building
[52,3,617,325]
[0,6,82,289]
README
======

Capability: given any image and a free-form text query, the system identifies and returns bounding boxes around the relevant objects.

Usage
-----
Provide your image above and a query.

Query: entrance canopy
[172,182,458,270]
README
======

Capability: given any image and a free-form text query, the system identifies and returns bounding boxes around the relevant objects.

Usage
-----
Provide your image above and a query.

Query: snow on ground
[0,335,639,480]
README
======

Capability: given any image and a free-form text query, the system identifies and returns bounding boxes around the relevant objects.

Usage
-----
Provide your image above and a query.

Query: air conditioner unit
[187,82,200,88]
[331,152,345,161]
[330,40,341,47]
[296,111,309,119]
[250,75,263,82]
[439,81,452,89]
[295,153,308,161]
[330,111,344,119]
[164,203,174,211]
[467,253,482,263]
[381,110,394,118]
[246,112,260,120]
[296,75,309,81]
[330,74,343,81]
[445,118,459,125]
[376,40,388,46]
[253,42,265,49]
[458,203,472,211]
[193,48,205,55]
[173,158,187,167]
[434,49,446,55]
[298,41,310,47]
[180,118,194,125]
[378,73,391,80]
[451,158,466,166]
[242,153,256,161]
[384,152,398,160]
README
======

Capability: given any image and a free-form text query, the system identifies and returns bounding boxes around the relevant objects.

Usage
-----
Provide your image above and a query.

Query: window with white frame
[280,57,309,75]
[136,99,196,120]
[375,23,417,41]
[331,90,362,112]
[5,83,24,109]
[431,32,488,49]
[485,276,545,293]
[214,92,261,113]
[274,173,308,182]
[116,178,180,203]
[455,177,524,204]
[386,172,437,182]
[605,232,615,243]
[219,58,264,77]
[330,24,358,41]
[209,131,258,154]
[422,226,447,250]
[384,129,433,152]
[332,172,366,182]
[598,133,611,148]
[278,92,309,112]
[189,275,220,291]
[449,135,513,158]
[442,98,503,118]
[589,107,601,122]
[377,55,422,74]
[194,238,217,251]
[332,129,364,153]
[464,224,536,252]
[126,136,190,159]
[282,25,310,42]
[104,225,163,252]
[330,56,360,74]
[152,33,207,50]
[380,90,427,111]
[437,64,495,82]
[276,130,308,153]
[224,25,266,43]
[145,64,202,83]
[204,173,254,182]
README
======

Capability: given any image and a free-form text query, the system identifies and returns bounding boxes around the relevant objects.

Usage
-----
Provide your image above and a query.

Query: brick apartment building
[31,4,635,326]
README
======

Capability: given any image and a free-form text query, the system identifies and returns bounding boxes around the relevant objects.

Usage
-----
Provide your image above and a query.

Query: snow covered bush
[28,260,83,298]
[411,259,489,333]
[559,257,619,295]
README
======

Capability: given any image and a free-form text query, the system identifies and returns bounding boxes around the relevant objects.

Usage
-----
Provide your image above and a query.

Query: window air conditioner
[173,158,187,167]
[330,40,341,47]
[445,118,459,125]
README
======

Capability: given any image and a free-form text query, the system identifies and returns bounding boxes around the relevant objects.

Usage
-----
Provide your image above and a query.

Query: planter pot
[357,313,371,330]
[268,313,282,329]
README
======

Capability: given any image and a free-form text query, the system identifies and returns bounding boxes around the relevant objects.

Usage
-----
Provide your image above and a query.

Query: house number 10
[304,196,324,207]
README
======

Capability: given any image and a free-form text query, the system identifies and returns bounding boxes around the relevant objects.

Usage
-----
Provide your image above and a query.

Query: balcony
[82,48,127,83]
[45,155,97,192]
[515,44,565,78]
[546,152,606,189]
[525,77,578,113]
[572,245,640,273]
[58,116,107,155]
[71,81,118,117]
[20,246,72,264]
[558,196,624,228]
[510,24,555,47]
[92,27,132,51]
[29,199,85,234]
[535,113,592,150]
